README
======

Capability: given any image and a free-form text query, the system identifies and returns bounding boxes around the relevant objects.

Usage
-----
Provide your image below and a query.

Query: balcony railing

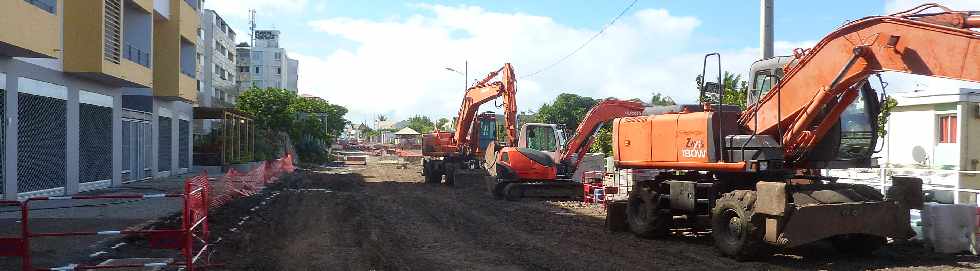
[181,69,196,79]
[24,0,56,14]
[124,44,151,68]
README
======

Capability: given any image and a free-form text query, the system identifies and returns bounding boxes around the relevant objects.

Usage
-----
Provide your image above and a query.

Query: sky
[203,0,980,124]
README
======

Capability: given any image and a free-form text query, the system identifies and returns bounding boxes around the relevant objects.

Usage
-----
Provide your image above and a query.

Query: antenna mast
[249,9,256,46]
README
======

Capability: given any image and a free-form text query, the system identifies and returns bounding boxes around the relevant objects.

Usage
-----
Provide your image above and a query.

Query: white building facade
[830,85,980,205]
[198,9,238,107]
[236,30,295,93]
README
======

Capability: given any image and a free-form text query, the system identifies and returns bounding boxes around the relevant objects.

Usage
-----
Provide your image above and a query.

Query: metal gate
[158,116,172,173]
[79,91,113,184]
[122,109,152,182]
[16,78,67,193]
[0,73,5,196]
[179,119,189,170]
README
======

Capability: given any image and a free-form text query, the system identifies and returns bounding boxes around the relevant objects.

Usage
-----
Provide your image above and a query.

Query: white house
[832,82,980,205]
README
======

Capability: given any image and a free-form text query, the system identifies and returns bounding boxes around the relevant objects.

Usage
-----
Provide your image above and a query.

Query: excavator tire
[711,190,771,261]
[830,234,886,256]
[444,164,456,186]
[423,162,441,184]
[626,189,670,238]
[503,183,523,201]
[606,201,628,232]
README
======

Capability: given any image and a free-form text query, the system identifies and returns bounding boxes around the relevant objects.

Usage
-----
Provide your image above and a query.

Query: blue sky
[217,1,885,62]
[204,0,980,123]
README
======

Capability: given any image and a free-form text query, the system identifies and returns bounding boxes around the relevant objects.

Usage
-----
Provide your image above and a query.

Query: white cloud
[885,0,980,13]
[300,5,812,123]
[204,0,310,19]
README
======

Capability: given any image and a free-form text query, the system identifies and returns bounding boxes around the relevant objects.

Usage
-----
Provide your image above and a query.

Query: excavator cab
[747,57,880,168]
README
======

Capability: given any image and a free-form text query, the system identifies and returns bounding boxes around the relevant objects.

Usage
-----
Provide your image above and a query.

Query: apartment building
[0,0,200,199]
[236,30,297,93]
[199,9,237,107]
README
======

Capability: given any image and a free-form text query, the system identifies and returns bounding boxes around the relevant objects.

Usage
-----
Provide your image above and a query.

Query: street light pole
[445,60,469,91]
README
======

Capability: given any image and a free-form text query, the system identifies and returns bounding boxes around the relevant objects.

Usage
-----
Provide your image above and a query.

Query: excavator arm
[560,99,645,172]
[739,4,980,160]
[450,63,518,153]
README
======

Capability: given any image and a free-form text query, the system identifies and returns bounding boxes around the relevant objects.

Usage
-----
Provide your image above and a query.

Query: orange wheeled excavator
[488,98,645,200]
[604,4,980,260]
[422,63,518,185]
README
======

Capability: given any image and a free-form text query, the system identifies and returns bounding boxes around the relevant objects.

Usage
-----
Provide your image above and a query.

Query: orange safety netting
[210,153,295,208]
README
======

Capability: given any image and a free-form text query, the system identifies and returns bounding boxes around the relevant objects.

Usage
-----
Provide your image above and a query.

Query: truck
[422,63,518,185]
[604,4,980,260]
[487,98,646,200]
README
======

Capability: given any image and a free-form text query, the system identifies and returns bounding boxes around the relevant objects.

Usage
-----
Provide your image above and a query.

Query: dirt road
[209,162,980,271]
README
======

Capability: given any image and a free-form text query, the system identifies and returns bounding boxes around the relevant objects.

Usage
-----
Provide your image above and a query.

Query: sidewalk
[0,172,218,270]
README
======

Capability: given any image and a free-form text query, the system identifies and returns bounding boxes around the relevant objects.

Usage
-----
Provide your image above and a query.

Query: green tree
[236,87,296,131]
[877,96,898,138]
[435,118,449,131]
[590,126,614,156]
[406,115,435,133]
[535,93,598,132]
[697,72,749,108]
[236,88,348,163]
[651,92,677,106]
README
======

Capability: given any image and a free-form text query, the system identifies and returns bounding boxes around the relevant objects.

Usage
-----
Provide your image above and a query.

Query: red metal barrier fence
[0,153,295,270]
[0,174,213,271]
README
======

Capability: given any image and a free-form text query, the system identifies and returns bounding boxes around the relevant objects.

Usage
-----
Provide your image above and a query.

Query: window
[238,66,248,72]
[938,115,957,143]
[276,67,282,75]
[252,53,263,62]
[274,52,282,60]
[25,0,57,14]
[254,66,261,74]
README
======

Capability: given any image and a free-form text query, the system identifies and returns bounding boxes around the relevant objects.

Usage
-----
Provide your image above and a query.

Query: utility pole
[760,0,774,59]
[464,60,468,91]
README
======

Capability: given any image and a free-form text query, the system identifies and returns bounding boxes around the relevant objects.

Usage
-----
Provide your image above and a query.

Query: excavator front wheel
[444,163,457,186]
[626,189,670,238]
[606,201,629,232]
[711,190,771,261]
[423,161,442,184]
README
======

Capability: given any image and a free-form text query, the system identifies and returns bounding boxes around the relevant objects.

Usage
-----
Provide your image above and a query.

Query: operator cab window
[526,126,559,152]
[749,69,783,106]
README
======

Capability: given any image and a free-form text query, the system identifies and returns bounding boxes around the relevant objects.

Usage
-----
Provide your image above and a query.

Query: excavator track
[494,180,583,201]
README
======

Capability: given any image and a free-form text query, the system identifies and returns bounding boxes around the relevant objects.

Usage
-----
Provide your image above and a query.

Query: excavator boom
[560,99,645,172]
[740,4,980,159]
[450,63,518,152]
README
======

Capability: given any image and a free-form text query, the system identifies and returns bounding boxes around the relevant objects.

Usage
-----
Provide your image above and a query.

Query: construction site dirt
[185,160,976,271]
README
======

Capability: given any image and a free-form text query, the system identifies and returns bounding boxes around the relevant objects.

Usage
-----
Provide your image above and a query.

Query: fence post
[20,202,30,271]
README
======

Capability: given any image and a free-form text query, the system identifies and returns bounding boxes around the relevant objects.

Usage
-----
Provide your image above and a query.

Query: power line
[519,0,640,79]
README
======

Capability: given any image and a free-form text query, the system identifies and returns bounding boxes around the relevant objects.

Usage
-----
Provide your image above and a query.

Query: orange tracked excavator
[487,98,646,200]
[422,63,518,185]
[604,4,980,260]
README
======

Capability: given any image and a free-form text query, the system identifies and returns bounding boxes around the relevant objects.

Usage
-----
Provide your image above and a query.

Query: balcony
[0,0,60,58]
[124,44,151,68]
[178,0,199,42]
[63,0,152,87]
[152,0,200,102]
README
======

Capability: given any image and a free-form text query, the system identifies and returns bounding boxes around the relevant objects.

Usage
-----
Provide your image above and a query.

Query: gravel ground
[204,160,980,271]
